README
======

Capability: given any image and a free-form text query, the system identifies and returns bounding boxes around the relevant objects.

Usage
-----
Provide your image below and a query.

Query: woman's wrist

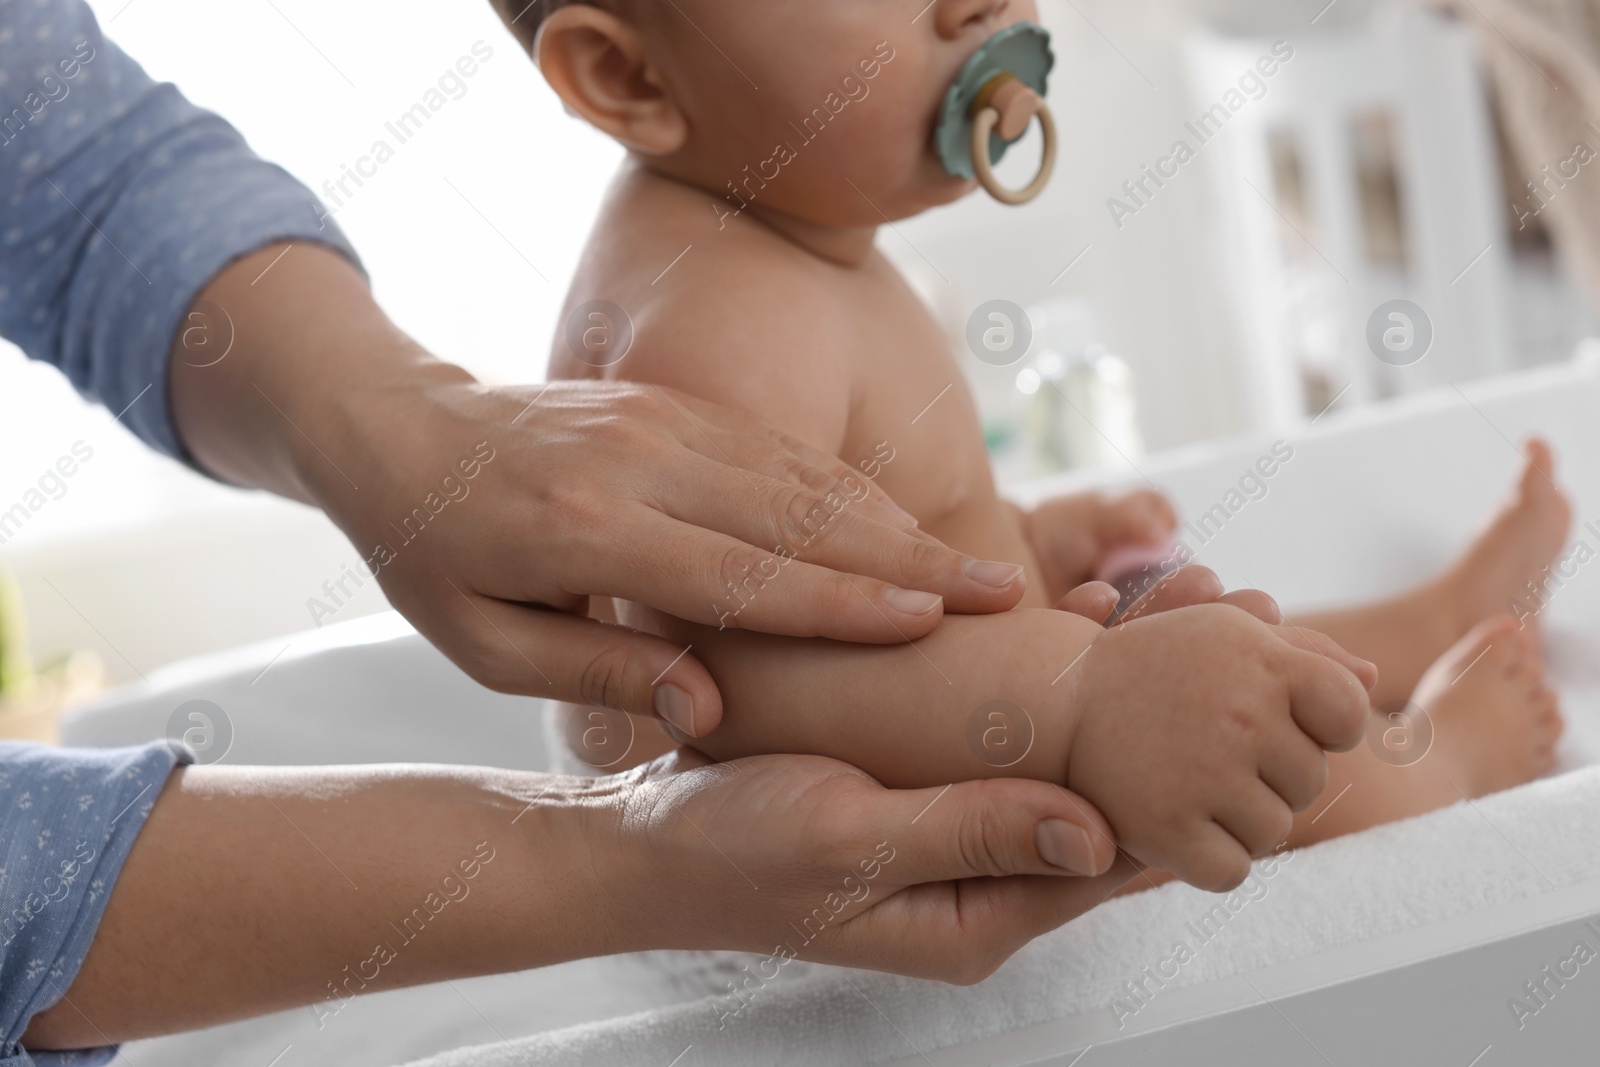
[169,241,471,507]
[487,768,648,961]
[291,359,481,550]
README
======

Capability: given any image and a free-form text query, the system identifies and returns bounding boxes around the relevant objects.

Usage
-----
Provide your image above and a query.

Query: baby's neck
[626,157,881,268]
[738,203,879,267]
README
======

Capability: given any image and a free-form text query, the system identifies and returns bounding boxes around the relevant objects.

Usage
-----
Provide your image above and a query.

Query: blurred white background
[1,0,622,688]
[2,0,1596,691]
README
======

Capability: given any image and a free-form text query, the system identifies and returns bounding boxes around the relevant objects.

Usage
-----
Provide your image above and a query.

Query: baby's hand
[1023,490,1177,601]
[1064,604,1375,891]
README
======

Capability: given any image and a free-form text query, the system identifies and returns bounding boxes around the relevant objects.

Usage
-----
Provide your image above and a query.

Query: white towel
[400,766,1600,1067]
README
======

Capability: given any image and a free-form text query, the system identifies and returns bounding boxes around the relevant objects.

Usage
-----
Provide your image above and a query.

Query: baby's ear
[535,6,688,156]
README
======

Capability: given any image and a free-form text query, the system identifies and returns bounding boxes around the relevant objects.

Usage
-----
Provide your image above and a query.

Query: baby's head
[491,0,1040,226]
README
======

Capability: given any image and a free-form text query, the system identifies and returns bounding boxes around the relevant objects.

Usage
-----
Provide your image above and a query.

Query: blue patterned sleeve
[0,741,183,1066]
[0,0,361,466]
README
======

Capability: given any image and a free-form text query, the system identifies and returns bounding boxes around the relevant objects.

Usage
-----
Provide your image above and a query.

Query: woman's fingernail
[883,588,943,616]
[654,683,698,737]
[964,559,1026,588]
[1035,818,1100,875]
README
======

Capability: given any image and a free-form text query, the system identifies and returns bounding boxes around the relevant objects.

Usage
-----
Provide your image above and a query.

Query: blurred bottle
[1016,299,1143,475]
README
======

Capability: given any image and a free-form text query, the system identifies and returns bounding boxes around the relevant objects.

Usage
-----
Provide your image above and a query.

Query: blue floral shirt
[0,742,182,1065]
[0,0,358,463]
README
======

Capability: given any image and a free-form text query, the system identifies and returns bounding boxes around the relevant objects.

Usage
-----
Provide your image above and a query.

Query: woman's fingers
[652,391,1027,617]
[575,519,946,639]
[646,455,1027,617]
[561,508,1021,644]
[846,861,1141,983]
[707,418,922,528]
[435,594,726,735]
[663,388,922,531]
[633,754,1139,985]
[831,779,1136,980]
[884,779,1120,882]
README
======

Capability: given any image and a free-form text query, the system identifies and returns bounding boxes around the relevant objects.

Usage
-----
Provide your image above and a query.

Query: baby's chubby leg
[644,601,1375,892]
[1290,439,1571,709]
[1287,615,1562,846]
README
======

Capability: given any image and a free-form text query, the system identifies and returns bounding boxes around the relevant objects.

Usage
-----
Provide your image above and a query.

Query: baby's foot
[1414,616,1563,798]
[1437,439,1572,634]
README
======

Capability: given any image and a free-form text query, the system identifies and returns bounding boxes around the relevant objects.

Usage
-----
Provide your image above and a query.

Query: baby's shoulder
[568,183,860,449]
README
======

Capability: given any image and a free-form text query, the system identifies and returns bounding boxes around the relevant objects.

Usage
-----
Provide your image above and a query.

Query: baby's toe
[1539,689,1564,733]
[1507,632,1547,684]
[1521,437,1556,483]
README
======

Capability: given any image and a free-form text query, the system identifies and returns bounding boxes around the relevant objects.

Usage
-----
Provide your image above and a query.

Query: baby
[493,0,1566,890]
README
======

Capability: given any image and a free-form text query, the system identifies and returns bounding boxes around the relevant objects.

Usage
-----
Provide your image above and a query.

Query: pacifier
[935,22,1057,206]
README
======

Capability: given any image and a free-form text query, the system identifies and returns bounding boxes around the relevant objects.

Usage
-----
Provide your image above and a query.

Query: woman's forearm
[167,242,468,507]
[24,752,1136,1050]
[22,763,626,1049]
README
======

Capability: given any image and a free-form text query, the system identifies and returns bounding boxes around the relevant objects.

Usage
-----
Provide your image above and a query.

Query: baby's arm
[639,605,1097,787]
[636,601,1374,890]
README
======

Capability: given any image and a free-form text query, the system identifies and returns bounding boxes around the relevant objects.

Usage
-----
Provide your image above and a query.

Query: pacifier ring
[936,25,1058,205]
[969,81,1057,206]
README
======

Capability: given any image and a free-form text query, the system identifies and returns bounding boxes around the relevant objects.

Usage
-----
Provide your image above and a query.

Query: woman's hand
[170,245,1027,735]
[25,754,1131,1048]
[327,378,1028,738]
[600,749,1136,983]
